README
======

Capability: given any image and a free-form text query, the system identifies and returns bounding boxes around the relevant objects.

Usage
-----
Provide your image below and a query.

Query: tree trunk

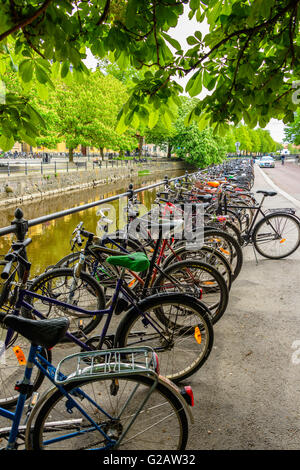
[138,135,144,159]
[69,147,74,163]
[167,143,172,159]
[100,148,104,160]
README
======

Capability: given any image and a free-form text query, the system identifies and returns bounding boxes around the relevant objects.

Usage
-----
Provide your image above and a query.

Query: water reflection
[0,170,185,276]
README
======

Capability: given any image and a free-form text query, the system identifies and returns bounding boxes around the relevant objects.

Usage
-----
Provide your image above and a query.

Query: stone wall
[0,161,191,207]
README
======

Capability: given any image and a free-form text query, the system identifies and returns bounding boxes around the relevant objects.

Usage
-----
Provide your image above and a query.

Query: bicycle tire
[253,212,300,259]
[23,268,106,338]
[29,374,188,450]
[153,259,229,324]
[161,245,232,290]
[203,229,243,281]
[115,293,214,382]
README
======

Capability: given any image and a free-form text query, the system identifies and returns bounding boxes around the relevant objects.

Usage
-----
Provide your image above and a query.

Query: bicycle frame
[3,267,173,359]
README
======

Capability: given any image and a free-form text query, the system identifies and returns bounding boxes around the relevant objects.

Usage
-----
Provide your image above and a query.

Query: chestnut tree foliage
[0,0,299,150]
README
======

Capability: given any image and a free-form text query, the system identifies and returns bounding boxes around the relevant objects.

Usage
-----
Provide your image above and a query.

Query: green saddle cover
[106,252,150,272]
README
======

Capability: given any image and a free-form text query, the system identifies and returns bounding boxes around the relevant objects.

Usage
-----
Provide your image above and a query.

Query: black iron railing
[0,172,192,240]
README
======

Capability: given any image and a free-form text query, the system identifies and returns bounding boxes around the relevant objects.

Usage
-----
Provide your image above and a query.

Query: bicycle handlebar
[1,259,13,280]
[1,238,32,280]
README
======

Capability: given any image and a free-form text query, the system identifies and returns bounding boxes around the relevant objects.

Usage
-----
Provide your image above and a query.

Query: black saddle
[3,315,70,349]
[195,194,213,202]
[256,190,277,197]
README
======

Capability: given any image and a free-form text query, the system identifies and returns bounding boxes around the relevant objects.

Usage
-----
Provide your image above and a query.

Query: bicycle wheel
[29,374,188,450]
[23,268,106,338]
[203,229,243,281]
[0,328,50,408]
[153,260,229,324]
[253,212,300,259]
[162,245,232,290]
[115,293,214,382]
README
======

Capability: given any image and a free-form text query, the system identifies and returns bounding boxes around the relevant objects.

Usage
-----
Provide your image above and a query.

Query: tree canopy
[35,70,137,160]
[0,0,299,150]
[284,110,300,145]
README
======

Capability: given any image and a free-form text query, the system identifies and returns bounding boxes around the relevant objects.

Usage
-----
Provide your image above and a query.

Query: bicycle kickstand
[252,244,259,266]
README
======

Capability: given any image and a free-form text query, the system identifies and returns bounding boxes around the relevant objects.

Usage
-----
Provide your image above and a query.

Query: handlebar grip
[76,233,82,246]
[1,260,13,280]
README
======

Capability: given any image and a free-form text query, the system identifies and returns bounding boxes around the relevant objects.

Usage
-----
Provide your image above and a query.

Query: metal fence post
[55,161,57,174]
[7,162,10,177]
[25,161,28,175]
[41,162,43,175]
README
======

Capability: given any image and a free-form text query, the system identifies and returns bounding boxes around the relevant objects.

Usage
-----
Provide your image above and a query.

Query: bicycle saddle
[256,190,277,197]
[106,252,150,272]
[3,315,70,349]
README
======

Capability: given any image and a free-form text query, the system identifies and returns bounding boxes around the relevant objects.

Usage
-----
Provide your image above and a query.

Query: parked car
[259,156,275,168]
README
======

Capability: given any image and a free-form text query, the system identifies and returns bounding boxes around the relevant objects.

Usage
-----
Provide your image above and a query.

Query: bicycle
[223,190,300,259]
[0,311,193,450]
[0,235,214,408]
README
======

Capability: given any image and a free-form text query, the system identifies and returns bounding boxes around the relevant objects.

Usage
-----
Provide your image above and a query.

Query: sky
[84,6,286,143]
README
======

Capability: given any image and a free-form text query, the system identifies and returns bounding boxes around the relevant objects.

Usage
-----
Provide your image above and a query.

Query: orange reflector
[13,346,26,365]
[220,247,230,255]
[203,281,215,285]
[128,279,137,287]
[280,239,286,244]
[194,326,202,344]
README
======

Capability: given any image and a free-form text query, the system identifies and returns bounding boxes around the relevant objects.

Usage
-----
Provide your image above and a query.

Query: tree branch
[96,0,111,26]
[0,0,53,42]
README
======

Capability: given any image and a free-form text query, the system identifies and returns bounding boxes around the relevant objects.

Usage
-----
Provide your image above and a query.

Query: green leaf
[18,60,33,83]
[198,113,210,132]
[0,134,14,151]
[186,70,203,97]
[148,109,160,129]
[190,0,200,11]
[194,31,202,42]
[161,33,181,51]
[187,36,198,46]
[61,61,70,78]
[126,0,138,28]
[35,64,50,84]
[36,82,49,100]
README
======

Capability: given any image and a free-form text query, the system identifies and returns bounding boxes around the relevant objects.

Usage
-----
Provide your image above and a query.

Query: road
[186,164,300,450]
[259,159,300,202]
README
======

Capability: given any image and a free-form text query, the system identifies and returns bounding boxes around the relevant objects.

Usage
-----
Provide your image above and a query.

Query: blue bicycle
[0,309,192,450]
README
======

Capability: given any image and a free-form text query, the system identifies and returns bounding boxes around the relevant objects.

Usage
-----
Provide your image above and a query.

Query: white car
[259,156,275,168]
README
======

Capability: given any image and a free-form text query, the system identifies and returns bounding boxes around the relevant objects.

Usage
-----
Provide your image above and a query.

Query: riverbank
[0,160,192,208]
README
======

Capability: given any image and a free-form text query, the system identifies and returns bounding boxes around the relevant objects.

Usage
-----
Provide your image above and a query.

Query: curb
[256,165,300,209]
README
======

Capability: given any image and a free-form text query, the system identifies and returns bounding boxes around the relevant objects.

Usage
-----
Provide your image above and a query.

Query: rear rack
[54,346,159,385]
[266,208,296,215]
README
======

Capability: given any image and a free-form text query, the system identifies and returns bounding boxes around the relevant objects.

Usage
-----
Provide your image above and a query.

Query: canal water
[0,169,186,276]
